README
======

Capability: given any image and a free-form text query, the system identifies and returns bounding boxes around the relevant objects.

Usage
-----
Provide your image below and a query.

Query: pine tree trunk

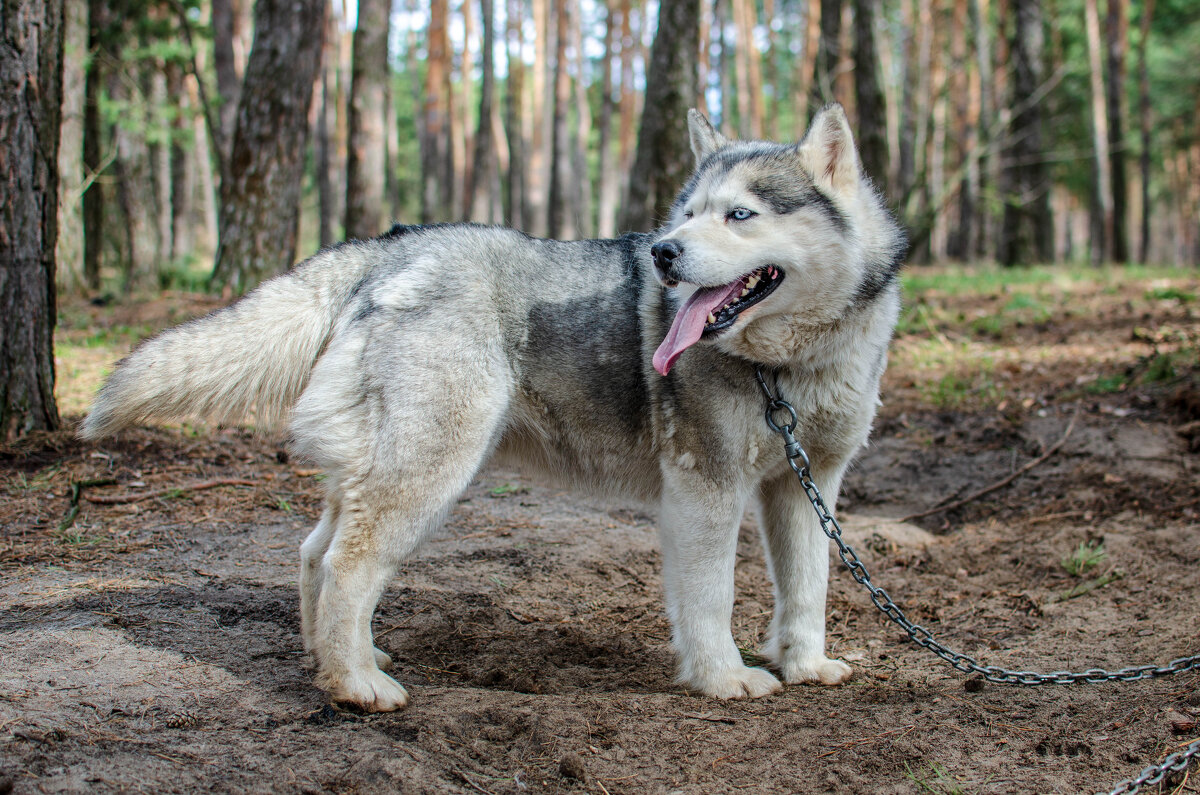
[346,0,390,239]
[211,0,326,293]
[596,0,619,237]
[0,0,63,438]
[814,0,843,113]
[999,0,1053,266]
[1136,0,1154,263]
[211,0,238,163]
[570,1,593,236]
[547,0,574,238]
[317,11,337,248]
[422,0,452,222]
[945,0,970,259]
[852,0,888,184]
[167,63,195,262]
[619,0,700,233]
[527,0,551,236]
[1105,0,1129,262]
[504,0,526,229]
[470,0,498,223]
[1084,0,1112,265]
[82,0,106,292]
[57,0,87,293]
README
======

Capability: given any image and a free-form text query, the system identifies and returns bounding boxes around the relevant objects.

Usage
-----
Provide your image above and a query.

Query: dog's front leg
[659,470,782,699]
[757,468,853,685]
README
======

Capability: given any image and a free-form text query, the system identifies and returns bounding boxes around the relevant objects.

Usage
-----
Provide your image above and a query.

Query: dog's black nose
[651,240,684,285]
[651,239,683,268]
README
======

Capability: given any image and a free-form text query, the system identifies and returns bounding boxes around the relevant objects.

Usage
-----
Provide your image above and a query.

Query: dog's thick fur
[82,105,906,711]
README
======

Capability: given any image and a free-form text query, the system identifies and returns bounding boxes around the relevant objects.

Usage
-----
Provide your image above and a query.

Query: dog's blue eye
[728,208,755,221]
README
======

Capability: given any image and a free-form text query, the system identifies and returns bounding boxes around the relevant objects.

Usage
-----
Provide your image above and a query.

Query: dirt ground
[2,270,1198,794]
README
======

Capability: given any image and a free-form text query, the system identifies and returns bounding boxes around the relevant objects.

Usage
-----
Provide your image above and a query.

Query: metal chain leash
[753,366,1200,795]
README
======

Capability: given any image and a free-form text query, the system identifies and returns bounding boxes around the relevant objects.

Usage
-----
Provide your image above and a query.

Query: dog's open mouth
[653,265,785,376]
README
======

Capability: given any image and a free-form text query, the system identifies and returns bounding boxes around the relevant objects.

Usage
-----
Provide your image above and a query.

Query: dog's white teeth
[746,276,759,289]
[707,312,716,324]
[740,288,749,297]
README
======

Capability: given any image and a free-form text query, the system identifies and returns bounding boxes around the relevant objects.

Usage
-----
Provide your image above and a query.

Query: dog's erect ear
[688,109,727,163]
[801,103,861,195]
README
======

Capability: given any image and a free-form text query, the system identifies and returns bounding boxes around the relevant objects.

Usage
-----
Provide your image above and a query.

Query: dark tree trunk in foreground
[999,0,1052,266]
[345,0,390,239]
[0,0,64,438]
[1136,0,1154,263]
[211,0,325,294]
[619,0,701,233]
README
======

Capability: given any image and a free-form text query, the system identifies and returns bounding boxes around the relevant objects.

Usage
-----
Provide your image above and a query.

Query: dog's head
[651,104,905,376]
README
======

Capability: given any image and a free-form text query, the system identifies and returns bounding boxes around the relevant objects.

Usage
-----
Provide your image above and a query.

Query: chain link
[753,367,1200,795]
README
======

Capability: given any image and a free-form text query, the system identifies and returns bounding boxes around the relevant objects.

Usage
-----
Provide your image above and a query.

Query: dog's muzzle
[651,239,684,287]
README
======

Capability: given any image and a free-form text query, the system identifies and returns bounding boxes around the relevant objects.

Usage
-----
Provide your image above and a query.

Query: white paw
[326,667,410,712]
[373,647,393,671]
[777,655,853,686]
[686,665,783,700]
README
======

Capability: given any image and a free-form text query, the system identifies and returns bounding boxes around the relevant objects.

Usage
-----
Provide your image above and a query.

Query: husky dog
[82,104,905,712]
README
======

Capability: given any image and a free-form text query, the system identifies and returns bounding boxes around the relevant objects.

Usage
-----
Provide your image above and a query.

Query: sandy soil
[1,272,1197,794]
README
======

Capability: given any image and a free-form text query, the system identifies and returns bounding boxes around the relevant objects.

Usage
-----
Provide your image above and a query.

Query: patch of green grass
[903,762,971,795]
[1062,539,1106,577]
[923,368,1002,409]
[488,483,528,498]
[1145,286,1195,303]
[1085,374,1128,394]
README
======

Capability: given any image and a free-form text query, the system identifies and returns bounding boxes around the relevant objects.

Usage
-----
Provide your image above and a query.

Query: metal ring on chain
[753,366,1200,795]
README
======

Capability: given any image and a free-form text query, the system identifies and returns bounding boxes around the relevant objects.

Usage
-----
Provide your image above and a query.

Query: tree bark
[852,0,889,184]
[814,0,843,114]
[57,0,87,293]
[619,0,700,233]
[527,0,551,236]
[422,0,453,222]
[596,0,619,237]
[1136,0,1154,263]
[1104,0,1129,262]
[504,0,526,229]
[999,0,1053,266]
[547,0,574,238]
[82,0,107,292]
[470,0,498,223]
[0,0,63,438]
[211,0,326,293]
[346,0,390,239]
[1084,0,1112,265]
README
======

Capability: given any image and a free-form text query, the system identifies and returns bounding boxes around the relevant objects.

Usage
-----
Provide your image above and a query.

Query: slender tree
[1,0,63,438]
[421,0,452,222]
[1105,0,1129,262]
[504,0,526,228]
[999,0,1053,266]
[211,0,326,293]
[470,0,498,223]
[1136,0,1154,263]
[853,0,889,184]
[547,0,574,238]
[1084,0,1113,264]
[346,0,391,239]
[619,0,701,232]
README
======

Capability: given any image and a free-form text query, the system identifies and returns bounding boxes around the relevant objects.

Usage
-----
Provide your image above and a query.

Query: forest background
[1,0,1199,436]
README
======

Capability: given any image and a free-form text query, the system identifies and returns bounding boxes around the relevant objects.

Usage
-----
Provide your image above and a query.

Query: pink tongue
[653,280,745,376]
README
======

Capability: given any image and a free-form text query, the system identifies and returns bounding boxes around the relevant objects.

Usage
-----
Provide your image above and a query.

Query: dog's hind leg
[658,469,782,699]
[757,467,853,686]
[300,497,394,671]
[301,349,513,712]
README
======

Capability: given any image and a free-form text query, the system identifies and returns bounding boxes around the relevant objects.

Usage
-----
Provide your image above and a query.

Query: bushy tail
[80,247,369,440]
